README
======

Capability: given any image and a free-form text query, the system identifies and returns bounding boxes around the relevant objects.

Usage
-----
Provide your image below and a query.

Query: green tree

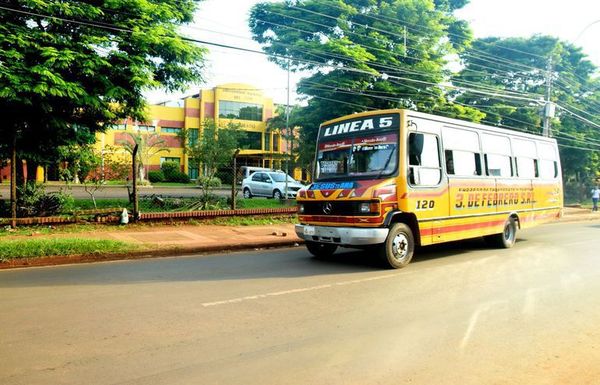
[454,35,600,201]
[189,119,244,196]
[249,0,481,166]
[0,0,206,223]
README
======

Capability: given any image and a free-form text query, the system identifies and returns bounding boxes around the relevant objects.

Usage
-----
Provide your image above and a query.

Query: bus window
[442,127,482,176]
[537,142,558,179]
[445,150,454,175]
[538,159,558,179]
[409,133,441,186]
[512,138,538,179]
[485,154,513,177]
[482,134,512,177]
[516,157,537,178]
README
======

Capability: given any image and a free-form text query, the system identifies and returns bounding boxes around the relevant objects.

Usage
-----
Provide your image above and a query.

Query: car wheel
[484,217,517,248]
[378,223,414,269]
[243,188,252,199]
[306,241,338,258]
[273,190,282,200]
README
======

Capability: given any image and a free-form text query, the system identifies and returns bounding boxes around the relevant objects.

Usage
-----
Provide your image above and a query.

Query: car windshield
[316,133,398,180]
[270,173,295,183]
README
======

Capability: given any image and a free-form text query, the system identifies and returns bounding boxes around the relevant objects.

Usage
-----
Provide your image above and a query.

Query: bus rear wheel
[378,223,414,269]
[485,217,517,248]
[306,241,338,258]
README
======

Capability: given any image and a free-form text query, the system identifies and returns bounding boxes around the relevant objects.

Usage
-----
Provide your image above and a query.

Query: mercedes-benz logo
[322,202,333,215]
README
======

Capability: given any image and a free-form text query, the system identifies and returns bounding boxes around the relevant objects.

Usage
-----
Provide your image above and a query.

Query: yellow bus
[295,109,563,268]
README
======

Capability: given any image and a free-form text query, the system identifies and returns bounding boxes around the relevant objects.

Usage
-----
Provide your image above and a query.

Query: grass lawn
[0,238,137,262]
[68,196,295,212]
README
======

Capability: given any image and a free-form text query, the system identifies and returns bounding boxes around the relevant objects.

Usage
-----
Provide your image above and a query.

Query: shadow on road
[0,236,516,288]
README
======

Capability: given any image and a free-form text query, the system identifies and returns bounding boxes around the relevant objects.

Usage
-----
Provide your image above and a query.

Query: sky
[145,0,600,105]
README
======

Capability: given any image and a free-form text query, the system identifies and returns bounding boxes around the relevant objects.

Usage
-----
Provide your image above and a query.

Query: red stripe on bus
[420,219,505,236]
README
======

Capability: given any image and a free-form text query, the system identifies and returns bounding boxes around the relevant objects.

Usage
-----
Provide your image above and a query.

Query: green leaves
[250,0,475,163]
[0,0,206,166]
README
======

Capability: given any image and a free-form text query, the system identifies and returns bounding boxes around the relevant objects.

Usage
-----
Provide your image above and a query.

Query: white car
[242,171,303,199]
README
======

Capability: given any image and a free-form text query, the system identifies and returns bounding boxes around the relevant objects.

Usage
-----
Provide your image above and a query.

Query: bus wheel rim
[504,222,513,241]
[392,233,409,261]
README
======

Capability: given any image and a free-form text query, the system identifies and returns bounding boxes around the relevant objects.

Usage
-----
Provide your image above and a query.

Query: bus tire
[485,218,517,248]
[306,241,337,258]
[379,223,414,269]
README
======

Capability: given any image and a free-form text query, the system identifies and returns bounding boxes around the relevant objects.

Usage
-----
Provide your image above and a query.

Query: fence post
[231,149,240,210]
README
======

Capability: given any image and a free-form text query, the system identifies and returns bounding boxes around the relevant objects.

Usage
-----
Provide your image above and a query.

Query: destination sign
[318,113,399,139]
[310,182,356,190]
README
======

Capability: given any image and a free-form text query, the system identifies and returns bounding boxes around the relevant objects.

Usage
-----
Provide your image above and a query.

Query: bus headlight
[298,204,305,214]
[359,203,370,213]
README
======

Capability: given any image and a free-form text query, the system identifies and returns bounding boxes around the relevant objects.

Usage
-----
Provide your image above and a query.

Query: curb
[0,239,305,270]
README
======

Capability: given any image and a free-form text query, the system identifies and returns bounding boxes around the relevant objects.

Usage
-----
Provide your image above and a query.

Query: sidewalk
[1,207,598,269]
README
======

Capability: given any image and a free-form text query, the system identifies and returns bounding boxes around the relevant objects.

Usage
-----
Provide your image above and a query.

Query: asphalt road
[1,220,600,385]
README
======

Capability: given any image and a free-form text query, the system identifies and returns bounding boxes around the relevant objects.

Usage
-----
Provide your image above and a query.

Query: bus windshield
[316,133,398,180]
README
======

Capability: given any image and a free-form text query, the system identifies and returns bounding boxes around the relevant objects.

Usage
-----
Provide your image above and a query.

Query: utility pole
[542,58,555,137]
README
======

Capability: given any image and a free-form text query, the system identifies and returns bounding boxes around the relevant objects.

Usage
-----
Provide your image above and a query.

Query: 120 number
[416,200,435,210]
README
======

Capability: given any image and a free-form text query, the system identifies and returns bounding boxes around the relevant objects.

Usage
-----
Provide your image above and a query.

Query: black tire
[243,188,252,199]
[378,223,415,269]
[306,241,338,258]
[484,217,517,248]
[273,189,282,200]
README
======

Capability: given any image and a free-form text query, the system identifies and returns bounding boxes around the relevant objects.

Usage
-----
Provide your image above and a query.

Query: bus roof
[318,109,557,145]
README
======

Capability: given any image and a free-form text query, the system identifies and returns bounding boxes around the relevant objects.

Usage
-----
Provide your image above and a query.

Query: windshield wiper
[376,147,397,180]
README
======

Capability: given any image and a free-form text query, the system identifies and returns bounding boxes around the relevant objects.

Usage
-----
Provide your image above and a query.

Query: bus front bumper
[295,224,389,246]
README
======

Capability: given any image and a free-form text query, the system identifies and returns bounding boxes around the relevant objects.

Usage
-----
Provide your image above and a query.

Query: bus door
[443,126,496,242]
[406,131,448,245]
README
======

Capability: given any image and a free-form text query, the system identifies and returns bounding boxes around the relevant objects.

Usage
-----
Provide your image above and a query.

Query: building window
[160,157,180,165]
[107,124,127,130]
[239,131,263,150]
[188,128,199,146]
[137,125,156,132]
[273,133,280,152]
[161,127,182,134]
[188,160,199,180]
[218,100,263,121]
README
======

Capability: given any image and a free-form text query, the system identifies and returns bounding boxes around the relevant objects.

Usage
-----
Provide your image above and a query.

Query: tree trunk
[10,135,17,228]
[15,155,25,190]
[132,144,139,222]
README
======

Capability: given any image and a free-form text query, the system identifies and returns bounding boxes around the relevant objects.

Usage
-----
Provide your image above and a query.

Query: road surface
[1,220,600,385]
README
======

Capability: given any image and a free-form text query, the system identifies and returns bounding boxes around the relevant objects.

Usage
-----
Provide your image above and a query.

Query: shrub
[160,162,190,183]
[161,161,180,180]
[197,176,222,188]
[148,170,165,183]
[169,171,191,183]
[16,182,71,217]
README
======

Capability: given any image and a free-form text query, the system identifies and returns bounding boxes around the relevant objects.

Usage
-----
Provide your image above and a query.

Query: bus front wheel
[306,241,338,258]
[485,218,517,248]
[379,223,414,269]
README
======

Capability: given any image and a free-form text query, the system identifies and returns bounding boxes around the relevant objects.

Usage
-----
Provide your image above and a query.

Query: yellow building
[94,83,287,181]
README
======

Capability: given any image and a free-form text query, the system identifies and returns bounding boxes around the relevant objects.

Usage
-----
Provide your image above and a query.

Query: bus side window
[445,150,454,175]
[409,132,441,186]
